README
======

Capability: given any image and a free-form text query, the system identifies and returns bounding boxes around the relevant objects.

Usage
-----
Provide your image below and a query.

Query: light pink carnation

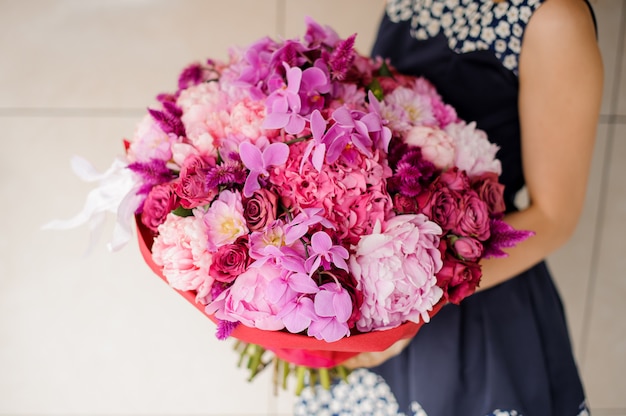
[206,263,285,331]
[446,121,502,177]
[152,212,213,304]
[405,126,456,170]
[349,215,444,332]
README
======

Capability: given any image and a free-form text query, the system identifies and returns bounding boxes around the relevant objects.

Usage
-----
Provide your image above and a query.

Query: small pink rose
[141,182,178,231]
[209,236,251,283]
[419,187,461,232]
[451,236,483,262]
[472,173,506,215]
[243,189,278,232]
[437,255,482,304]
[438,167,470,192]
[176,153,217,208]
[454,192,491,240]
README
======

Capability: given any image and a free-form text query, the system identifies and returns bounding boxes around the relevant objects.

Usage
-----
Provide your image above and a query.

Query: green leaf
[172,206,194,217]
[367,78,384,101]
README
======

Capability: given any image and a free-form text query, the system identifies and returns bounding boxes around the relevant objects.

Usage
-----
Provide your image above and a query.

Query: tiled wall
[0,1,623,415]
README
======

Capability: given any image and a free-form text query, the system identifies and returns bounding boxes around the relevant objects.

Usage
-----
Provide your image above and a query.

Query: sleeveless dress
[294,0,593,415]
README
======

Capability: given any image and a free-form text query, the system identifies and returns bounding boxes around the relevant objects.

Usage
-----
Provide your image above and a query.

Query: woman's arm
[477,0,603,291]
[342,0,603,369]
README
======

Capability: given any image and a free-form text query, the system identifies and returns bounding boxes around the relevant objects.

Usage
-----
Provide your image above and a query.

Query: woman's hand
[341,338,412,369]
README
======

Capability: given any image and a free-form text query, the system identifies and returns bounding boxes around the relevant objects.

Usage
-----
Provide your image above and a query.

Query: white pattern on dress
[294,369,592,416]
[384,0,544,74]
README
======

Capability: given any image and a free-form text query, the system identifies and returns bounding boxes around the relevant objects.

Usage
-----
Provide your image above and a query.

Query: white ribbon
[43,155,143,252]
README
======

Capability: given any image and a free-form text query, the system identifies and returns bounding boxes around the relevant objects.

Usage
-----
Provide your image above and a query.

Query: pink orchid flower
[239,141,289,197]
[300,109,328,173]
[307,282,352,342]
[304,231,349,275]
[284,207,335,245]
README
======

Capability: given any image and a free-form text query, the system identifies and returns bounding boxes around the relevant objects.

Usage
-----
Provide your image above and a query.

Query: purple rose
[454,192,491,240]
[209,237,251,283]
[418,187,461,232]
[141,182,178,231]
[243,189,278,232]
[436,255,482,304]
[472,173,506,215]
[451,236,483,262]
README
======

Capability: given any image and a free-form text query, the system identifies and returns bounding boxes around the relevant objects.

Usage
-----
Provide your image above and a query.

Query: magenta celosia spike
[483,218,535,258]
[178,63,205,91]
[216,320,239,340]
[127,159,176,195]
[328,34,356,80]
[205,164,247,189]
[148,108,186,138]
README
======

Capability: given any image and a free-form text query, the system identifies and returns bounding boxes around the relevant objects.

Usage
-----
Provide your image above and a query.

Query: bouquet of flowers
[46,18,531,393]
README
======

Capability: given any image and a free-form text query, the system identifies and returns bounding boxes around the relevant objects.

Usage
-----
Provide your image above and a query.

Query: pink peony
[206,263,285,331]
[446,121,502,177]
[405,126,456,170]
[349,215,444,332]
[152,212,213,303]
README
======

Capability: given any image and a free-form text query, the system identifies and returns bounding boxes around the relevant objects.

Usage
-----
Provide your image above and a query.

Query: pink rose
[438,167,470,192]
[209,236,250,283]
[349,215,444,332]
[176,153,217,209]
[451,236,483,262]
[243,189,278,232]
[141,182,178,231]
[454,192,491,240]
[206,263,285,331]
[437,255,482,304]
[472,173,506,215]
[404,126,456,169]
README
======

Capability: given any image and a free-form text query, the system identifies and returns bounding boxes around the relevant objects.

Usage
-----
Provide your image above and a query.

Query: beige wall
[0,1,624,414]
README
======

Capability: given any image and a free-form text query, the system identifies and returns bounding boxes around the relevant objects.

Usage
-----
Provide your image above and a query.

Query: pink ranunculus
[349,215,444,332]
[437,254,482,304]
[206,263,285,331]
[404,126,456,170]
[455,191,491,241]
[472,172,506,215]
[451,236,484,262]
[209,236,251,283]
[243,189,278,232]
[152,213,214,303]
[141,182,178,231]
[176,153,217,209]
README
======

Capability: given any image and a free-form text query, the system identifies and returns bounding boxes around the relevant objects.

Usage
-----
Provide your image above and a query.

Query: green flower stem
[319,368,331,390]
[295,366,307,396]
[285,134,312,145]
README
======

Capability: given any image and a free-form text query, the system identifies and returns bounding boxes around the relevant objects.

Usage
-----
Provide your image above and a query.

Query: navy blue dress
[295,1,592,415]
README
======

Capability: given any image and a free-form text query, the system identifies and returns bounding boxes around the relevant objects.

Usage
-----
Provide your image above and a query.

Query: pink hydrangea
[349,215,444,332]
[152,212,213,304]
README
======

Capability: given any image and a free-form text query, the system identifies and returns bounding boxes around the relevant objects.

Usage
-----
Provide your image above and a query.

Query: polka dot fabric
[385,0,543,75]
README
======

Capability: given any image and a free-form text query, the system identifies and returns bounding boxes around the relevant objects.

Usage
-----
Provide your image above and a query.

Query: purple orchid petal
[332,289,352,322]
[288,272,320,294]
[266,277,289,304]
[330,251,349,272]
[243,171,261,197]
[310,110,326,140]
[263,112,291,130]
[301,66,331,94]
[284,115,306,135]
[285,65,303,94]
[239,142,264,171]
[282,297,316,333]
[263,142,290,167]
[310,231,333,253]
[311,143,326,172]
[304,255,322,275]
[313,290,336,317]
